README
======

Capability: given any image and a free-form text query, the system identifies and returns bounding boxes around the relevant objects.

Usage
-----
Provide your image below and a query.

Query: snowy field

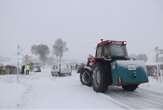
[0,69,163,110]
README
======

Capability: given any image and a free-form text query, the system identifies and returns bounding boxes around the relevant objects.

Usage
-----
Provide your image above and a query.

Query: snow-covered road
[105,86,163,109]
[0,70,126,109]
[0,69,163,110]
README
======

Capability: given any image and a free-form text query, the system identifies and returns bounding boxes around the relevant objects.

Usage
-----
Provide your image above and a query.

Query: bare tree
[31,44,50,65]
[155,46,163,62]
[155,46,159,63]
[129,54,137,60]
[53,38,68,73]
[129,53,148,62]
[22,55,33,64]
[46,56,56,66]
[136,54,148,62]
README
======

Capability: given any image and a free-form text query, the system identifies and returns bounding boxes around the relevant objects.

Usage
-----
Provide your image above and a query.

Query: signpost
[17,44,20,82]
[155,47,163,82]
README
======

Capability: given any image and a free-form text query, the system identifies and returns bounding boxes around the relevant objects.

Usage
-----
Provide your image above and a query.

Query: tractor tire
[80,70,92,87]
[92,64,108,92]
[122,85,138,91]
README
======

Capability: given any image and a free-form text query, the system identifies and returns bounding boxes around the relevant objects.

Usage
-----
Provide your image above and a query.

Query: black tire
[80,70,92,86]
[122,85,138,91]
[92,64,108,92]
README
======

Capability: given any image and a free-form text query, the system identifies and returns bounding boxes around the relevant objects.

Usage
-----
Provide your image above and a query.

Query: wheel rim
[82,71,89,84]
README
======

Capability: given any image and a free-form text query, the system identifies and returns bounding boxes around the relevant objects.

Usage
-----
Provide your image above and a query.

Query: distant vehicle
[32,65,41,72]
[78,39,149,92]
[0,65,17,75]
[51,64,72,77]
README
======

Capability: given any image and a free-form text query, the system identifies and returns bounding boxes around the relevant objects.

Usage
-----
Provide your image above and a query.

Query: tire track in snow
[15,73,40,108]
[16,81,33,108]
[98,93,135,110]
[16,72,51,108]
[128,89,163,106]
[139,88,163,100]
[104,86,163,109]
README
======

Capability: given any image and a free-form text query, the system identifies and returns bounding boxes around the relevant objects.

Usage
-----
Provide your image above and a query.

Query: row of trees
[23,38,68,65]
[130,46,163,63]
[129,54,148,62]
[24,40,161,64]
[155,46,163,62]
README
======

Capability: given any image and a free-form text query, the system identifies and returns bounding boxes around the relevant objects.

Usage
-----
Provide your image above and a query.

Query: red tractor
[78,39,148,92]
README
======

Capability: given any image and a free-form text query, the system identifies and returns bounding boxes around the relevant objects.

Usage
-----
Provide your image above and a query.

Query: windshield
[104,44,128,58]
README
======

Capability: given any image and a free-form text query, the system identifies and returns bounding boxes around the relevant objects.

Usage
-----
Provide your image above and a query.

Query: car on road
[51,64,72,77]
[32,65,41,72]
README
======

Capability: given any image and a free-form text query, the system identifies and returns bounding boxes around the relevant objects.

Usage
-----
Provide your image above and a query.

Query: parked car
[32,65,41,72]
[51,64,72,77]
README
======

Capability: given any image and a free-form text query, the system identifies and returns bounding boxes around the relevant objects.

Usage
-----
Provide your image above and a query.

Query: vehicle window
[110,45,127,57]
[96,46,103,58]
[104,46,111,58]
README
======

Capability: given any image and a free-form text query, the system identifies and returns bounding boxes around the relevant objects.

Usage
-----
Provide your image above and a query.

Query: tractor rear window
[104,45,127,57]
[110,45,127,57]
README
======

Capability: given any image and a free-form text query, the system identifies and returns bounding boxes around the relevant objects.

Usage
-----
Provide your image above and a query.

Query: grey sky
[0,0,163,63]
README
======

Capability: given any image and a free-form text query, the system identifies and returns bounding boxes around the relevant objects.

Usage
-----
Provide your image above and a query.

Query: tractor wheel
[92,64,108,92]
[80,70,92,86]
[122,85,138,91]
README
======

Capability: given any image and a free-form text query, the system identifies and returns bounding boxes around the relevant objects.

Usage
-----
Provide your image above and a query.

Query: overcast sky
[0,0,163,63]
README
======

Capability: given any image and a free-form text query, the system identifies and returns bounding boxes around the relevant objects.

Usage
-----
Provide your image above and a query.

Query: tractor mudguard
[84,66,93,72]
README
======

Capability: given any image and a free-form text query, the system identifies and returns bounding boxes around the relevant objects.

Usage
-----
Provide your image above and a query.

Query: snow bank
[0,75,26,108]
[23,72,124,109]
[0,70,125,109]
[1,68,163,109]
[140,76,163,94]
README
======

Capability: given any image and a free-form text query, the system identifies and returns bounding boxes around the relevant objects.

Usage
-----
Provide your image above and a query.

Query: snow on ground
[0,75,26,108]
[0,68,163,109]
[140,76,163,94]
[0,69,125,109]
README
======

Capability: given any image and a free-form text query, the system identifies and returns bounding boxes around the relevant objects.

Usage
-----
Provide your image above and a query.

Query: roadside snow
[21,71,124,109]
[140,76,163,94]
[1,68,162,109]
[0,75,26,108]
[0,70,125,109]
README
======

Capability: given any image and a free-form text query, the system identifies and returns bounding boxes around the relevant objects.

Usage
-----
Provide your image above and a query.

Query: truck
[78,39,148,92]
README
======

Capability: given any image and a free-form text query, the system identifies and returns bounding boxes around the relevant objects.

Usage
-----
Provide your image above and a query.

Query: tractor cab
[96,40,128,61]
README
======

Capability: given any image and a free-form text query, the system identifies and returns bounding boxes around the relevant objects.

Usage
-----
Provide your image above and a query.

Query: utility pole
[155,46,163,82]
[17,44,20,82]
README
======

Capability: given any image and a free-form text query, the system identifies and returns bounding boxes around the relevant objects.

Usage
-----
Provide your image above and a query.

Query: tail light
[91,58,96,65]
[89,58,96,65]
